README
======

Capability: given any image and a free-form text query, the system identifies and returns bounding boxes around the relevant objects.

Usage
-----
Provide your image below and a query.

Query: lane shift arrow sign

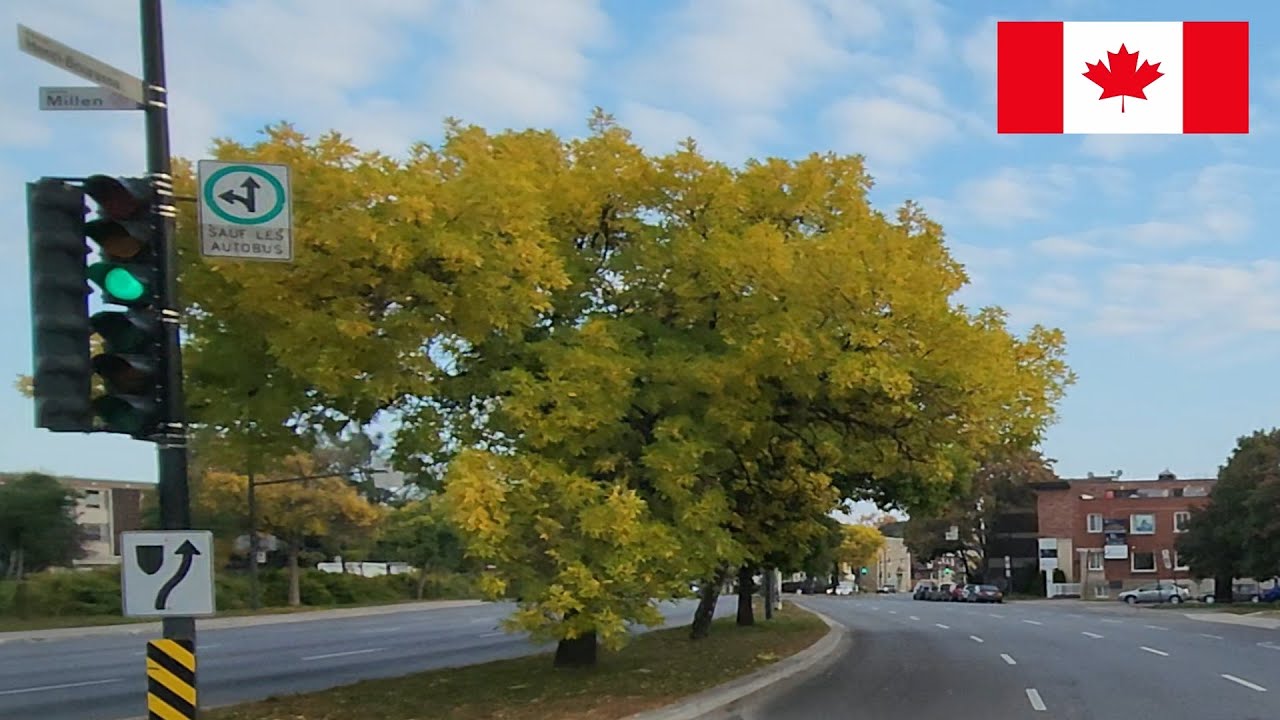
[155,540,200,610]
[218,177,260,213]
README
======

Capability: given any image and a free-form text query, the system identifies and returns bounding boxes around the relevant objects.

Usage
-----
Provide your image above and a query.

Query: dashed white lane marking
[888,610,898,615]
[302,647,385,661]
[1144,624,1168,631]
[935,623,950,629]
[988,612,1005,618]
[1001,653,1017,665]
[1081,631,1104,639]
[1221,674,1267,692]
[909,616,920,621]
[1140,646,1169,657]
[1101,619,1122,624]
[358,626,402,634]
[0,678,122,696]
[969,635,984,643]
[1022,619,1043,626]
[1200,633,1224,640]
[1025,688,1047,711]
[1257,641,1280,651]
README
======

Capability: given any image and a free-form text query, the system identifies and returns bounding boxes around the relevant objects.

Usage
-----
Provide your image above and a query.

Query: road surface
[0,599,730,720]
[757,593,1279,719]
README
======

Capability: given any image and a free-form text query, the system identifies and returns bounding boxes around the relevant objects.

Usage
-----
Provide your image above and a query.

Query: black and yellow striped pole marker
[146,638,196,719]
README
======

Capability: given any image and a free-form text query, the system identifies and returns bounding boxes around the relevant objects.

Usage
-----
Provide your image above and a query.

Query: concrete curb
[0,599,486,643]
[1182,611,1280,630]
[624,604,847,720]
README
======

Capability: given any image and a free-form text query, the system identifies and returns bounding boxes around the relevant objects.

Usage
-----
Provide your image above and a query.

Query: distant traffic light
[860,567,868,575]
[83,175,163,437]
[26,179,93,432]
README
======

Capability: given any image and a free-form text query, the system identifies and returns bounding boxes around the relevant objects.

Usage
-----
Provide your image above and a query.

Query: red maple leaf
[1082,44,1164,113]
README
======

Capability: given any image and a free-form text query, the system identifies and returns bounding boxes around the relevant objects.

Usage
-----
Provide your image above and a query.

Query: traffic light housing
[26,179,93,432]
[83,175,164,437]
[860,567,868,575]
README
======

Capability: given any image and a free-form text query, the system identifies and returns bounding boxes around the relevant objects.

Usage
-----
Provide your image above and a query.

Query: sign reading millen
[39,86,141,111]
[16,24,145,105]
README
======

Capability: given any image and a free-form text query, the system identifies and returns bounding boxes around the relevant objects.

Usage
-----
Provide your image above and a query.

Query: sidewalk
[0,599,485,643]
[1182,611,1280,630]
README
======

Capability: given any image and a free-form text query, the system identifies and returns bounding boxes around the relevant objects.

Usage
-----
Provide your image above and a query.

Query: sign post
[197,160,293,262]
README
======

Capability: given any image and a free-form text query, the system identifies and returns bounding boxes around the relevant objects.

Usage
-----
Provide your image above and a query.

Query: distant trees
[0,473,83,579]
[1177,428,1280,598]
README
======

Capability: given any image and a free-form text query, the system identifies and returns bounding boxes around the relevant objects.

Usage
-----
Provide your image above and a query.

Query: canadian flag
[997,21,1249,134]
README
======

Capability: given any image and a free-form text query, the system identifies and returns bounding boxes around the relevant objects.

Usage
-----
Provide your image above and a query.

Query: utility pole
[141,0,193,647]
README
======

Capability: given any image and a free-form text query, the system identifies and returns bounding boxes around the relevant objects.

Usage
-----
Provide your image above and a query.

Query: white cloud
[821,96,957,170]
[617,102,779,162]
[1088,261,1280,347]
[1078,135,1174,161]
[952,167,1073,228]
[961,17,998,80]
[1032,235,1117,259]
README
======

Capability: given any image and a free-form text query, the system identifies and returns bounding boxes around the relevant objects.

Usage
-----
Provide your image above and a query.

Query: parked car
[1198,582,1260,604]
[932,582,955,601]
[950,584,970,602]
[967,584,1004,603]
[1118,583,1190,605]
[913,581,937,600]
[831,581,857,596]
[1259,585,1280,603]
[877,584,897,594]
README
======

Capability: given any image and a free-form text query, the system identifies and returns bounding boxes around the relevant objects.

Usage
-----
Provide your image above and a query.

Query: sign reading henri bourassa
[121,531,216,617]
[197,160,293,262]
[17,24,145,105]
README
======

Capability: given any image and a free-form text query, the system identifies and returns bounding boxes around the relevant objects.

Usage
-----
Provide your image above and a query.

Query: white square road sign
[198,160,293,262]
[121,531,216,617]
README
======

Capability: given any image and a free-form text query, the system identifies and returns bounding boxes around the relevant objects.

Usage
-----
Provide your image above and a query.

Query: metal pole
[141,0,194,645]
[247,462,260,610]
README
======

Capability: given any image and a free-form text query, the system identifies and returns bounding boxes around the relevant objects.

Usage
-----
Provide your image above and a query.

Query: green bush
[0,567,482,618]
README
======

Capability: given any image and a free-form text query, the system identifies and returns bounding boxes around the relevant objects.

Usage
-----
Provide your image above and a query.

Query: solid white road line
[1081,631,1104,639]
[478,631,505,638]
[1222,674,1268,692]
[1199,633,1224,640]
[0,679,122,696]
[1022,619,1043,626]
[1140,646,1169,657]
[302,647,385,661]
[969,635,984,643]
[1000,654,1017,665]
[1025,688,1047,711]
[935,623,950,629]
[1144,624,1168,631]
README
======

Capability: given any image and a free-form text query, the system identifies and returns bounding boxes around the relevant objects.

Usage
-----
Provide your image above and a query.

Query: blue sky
[2,0,1278,487]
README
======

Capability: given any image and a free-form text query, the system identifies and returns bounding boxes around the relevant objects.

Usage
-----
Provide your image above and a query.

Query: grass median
[206,601,829,720]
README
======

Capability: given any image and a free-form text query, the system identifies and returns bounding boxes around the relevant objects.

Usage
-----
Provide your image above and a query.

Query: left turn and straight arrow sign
[121,531,216,617]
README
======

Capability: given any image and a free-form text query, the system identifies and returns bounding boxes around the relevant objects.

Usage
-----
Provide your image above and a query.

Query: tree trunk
[553,610,597,667]
[690,568,728,640]
[736,565,756,627]
[14,547,24,581]
[1214,571,1234,603]
[415,568,430,600]
[764,567,775,620]
[287,544,302,607]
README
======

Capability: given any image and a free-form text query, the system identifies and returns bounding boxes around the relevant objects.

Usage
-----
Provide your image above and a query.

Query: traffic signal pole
[141,0,194,647]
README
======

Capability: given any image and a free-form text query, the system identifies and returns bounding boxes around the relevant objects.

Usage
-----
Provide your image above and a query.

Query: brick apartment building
[0,474,151,567]
[1034,471,1213,598]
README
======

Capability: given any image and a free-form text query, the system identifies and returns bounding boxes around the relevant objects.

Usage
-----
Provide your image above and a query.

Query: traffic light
[26,179,93,432]
[83,175,164,437]
[860,567,868,575]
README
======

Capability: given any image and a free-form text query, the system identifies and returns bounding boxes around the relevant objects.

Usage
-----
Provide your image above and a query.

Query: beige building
[0,474,152,568]
[872,536,912,591]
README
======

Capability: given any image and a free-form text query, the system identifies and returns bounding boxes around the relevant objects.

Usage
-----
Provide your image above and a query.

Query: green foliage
[0,474,84,578]
[0,568,480,618]
[1178,428,1280,580]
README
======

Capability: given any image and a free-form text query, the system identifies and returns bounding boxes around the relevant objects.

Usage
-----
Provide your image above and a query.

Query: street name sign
[121,531,216,617]
[39,85,141,111]
[17,24,145,105]
[198,160,293,262]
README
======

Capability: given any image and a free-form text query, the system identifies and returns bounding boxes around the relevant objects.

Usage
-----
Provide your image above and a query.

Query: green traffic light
[103,267,145,302]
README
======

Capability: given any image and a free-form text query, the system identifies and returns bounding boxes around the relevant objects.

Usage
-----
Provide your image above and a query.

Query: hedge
[0,567,481,618]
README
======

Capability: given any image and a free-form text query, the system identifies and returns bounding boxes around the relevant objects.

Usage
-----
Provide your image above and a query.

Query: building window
[1093,585,1110,599]
[1086,513,1103,533]
[1174,511,1191,533]
[82,489,102,508]
[1087,551,1104,571]
[1132,551,1156,573]
[1130,514,1156,534]
[82,523,107,541]
[1174,552,1190,571]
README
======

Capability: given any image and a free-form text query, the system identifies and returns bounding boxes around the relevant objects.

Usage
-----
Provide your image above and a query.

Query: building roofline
[0,472,155,490]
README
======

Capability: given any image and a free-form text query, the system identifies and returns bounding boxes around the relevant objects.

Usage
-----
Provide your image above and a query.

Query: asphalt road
[0,598,731,720]
[756,593,1280,719]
